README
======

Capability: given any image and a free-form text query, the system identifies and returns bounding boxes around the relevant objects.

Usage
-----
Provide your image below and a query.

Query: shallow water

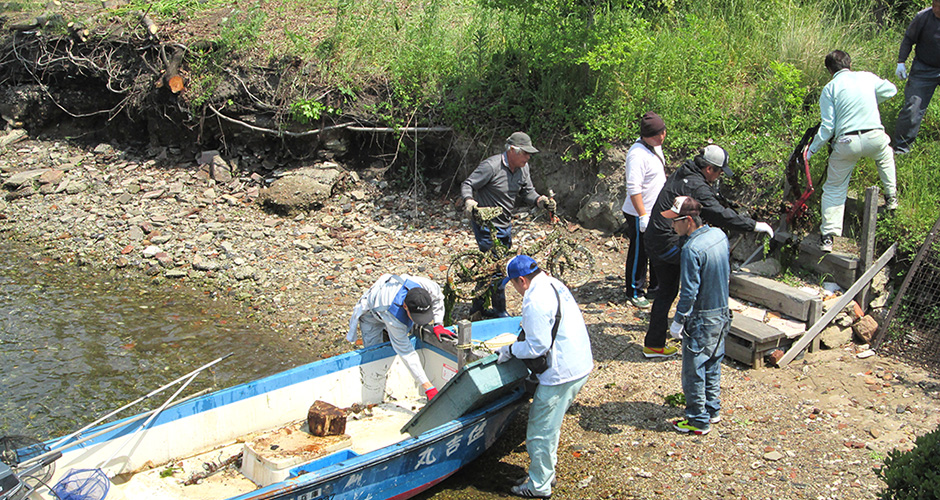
[0,240,300,441]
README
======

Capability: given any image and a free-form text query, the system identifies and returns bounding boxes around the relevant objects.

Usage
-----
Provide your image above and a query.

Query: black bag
[517,285,562,375]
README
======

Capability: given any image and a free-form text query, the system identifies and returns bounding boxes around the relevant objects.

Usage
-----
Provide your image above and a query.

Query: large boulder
[258,162,346,215]
[574,144,628,233]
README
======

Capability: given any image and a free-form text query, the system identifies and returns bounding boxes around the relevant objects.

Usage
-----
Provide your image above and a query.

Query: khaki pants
[821,129,896,237]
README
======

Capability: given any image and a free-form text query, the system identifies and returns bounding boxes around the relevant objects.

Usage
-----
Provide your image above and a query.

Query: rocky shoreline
[2,137,940,500]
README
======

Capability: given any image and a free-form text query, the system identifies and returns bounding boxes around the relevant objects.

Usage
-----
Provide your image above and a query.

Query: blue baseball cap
[501,255,540,287]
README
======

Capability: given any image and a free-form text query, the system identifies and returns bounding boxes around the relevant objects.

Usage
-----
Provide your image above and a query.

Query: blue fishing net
[52,468,109,500]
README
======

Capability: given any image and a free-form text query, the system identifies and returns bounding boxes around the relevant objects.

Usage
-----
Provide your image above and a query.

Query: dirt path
[0,139,937,500]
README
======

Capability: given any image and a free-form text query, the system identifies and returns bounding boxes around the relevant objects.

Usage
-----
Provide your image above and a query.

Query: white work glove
[754,222,774,238]
[495,345,514,364]
[638,214,650,233]
[896,62,908,80]
[346,329,358,343]
[536,195,557,211]
[669,321,684,339]
[464,199,478,216]
[805,148,813,163]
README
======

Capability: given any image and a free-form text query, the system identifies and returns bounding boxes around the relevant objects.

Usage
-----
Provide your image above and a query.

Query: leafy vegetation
[664,392,685,407]
[9,0,939,250]
[877,424,940,499]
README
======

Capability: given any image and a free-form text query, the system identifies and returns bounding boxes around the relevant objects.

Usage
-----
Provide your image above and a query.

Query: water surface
[0,240,300,440]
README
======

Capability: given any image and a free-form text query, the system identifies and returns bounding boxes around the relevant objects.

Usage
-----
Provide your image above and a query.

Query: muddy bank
[1,137,939,500]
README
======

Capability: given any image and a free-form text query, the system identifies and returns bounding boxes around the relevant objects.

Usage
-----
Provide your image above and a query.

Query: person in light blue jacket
[662,196,730,436]
[807,50,898,252]
[495,255,593,499]
[348,274,454,400]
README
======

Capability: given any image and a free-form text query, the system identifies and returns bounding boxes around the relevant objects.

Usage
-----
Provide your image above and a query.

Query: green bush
[877,424,940,499]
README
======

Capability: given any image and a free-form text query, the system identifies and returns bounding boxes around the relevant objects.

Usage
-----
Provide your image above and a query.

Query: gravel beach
[1,138,939,500]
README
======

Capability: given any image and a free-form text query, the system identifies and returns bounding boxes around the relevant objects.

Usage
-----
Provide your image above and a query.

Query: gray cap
[506,132,539,154]
[702,145,732,177]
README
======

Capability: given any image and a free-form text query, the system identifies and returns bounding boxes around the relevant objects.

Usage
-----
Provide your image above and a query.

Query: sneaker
[886,196,899,211]
[819,234,833,253]
[671,418,711,435]
[630,296,652,310]
[513,476,556,488]
[509,484,551,499]
[643,345,679,358]
[709,414,721,424]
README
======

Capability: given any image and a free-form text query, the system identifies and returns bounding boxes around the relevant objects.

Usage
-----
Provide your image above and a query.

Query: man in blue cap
[495,255,593,499]
[348,274,456,400]
[461,132,556,318]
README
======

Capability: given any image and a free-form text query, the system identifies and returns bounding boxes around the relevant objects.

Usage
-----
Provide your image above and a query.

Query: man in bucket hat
[348,274,455,400]
[661,196,731,436]
[461,132,556,318]
[494,255,593,499]
[643,145,774,359]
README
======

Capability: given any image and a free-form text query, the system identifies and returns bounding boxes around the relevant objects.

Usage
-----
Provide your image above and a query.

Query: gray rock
[93,143,114,155]
[142,245,162,257]
[819,324,852,348]
[128,226,144,241]
[0,129,27,147]
[4,169,48,188]
[65,181,88,195]
[210,155,233,183]
[234,266,257,281]
[257,164,346,215]
[192,255,219,271]
[741,258,782,277]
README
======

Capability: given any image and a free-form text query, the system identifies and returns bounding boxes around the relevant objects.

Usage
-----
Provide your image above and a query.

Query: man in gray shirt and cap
[461,132,555,318]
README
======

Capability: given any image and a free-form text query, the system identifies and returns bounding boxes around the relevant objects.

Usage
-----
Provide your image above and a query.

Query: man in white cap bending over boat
[348,274,455,400]
[494,255,593,499]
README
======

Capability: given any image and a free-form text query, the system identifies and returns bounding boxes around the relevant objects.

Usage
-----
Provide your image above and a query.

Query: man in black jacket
[641,145,774,358]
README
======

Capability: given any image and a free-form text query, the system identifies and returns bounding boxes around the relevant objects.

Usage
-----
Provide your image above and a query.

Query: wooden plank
[807,298,822,352]
[725,335,761,368]
[795,241,860,289]
[858,186,878,312]
[730,314,787,342]
[730,272,818,321]
[778,244,896,366]
[726,315,787,368]
[457,319,471,372]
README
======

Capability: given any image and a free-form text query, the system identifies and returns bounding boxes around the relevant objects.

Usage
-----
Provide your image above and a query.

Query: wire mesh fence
[875,216,940,373]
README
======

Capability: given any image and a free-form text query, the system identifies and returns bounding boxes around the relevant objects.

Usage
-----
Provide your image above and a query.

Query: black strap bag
[517,285,562,375]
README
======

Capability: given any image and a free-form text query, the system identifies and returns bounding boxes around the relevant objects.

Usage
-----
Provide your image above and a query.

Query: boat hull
[35,317,526,500]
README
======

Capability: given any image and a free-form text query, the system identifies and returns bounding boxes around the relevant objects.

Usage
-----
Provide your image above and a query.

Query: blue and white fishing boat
[2,317,528,500]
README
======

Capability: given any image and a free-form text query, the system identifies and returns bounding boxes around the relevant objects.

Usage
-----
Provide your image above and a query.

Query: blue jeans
[470,220,512,314]
[894,59,940,153]
[681,308,730,429]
